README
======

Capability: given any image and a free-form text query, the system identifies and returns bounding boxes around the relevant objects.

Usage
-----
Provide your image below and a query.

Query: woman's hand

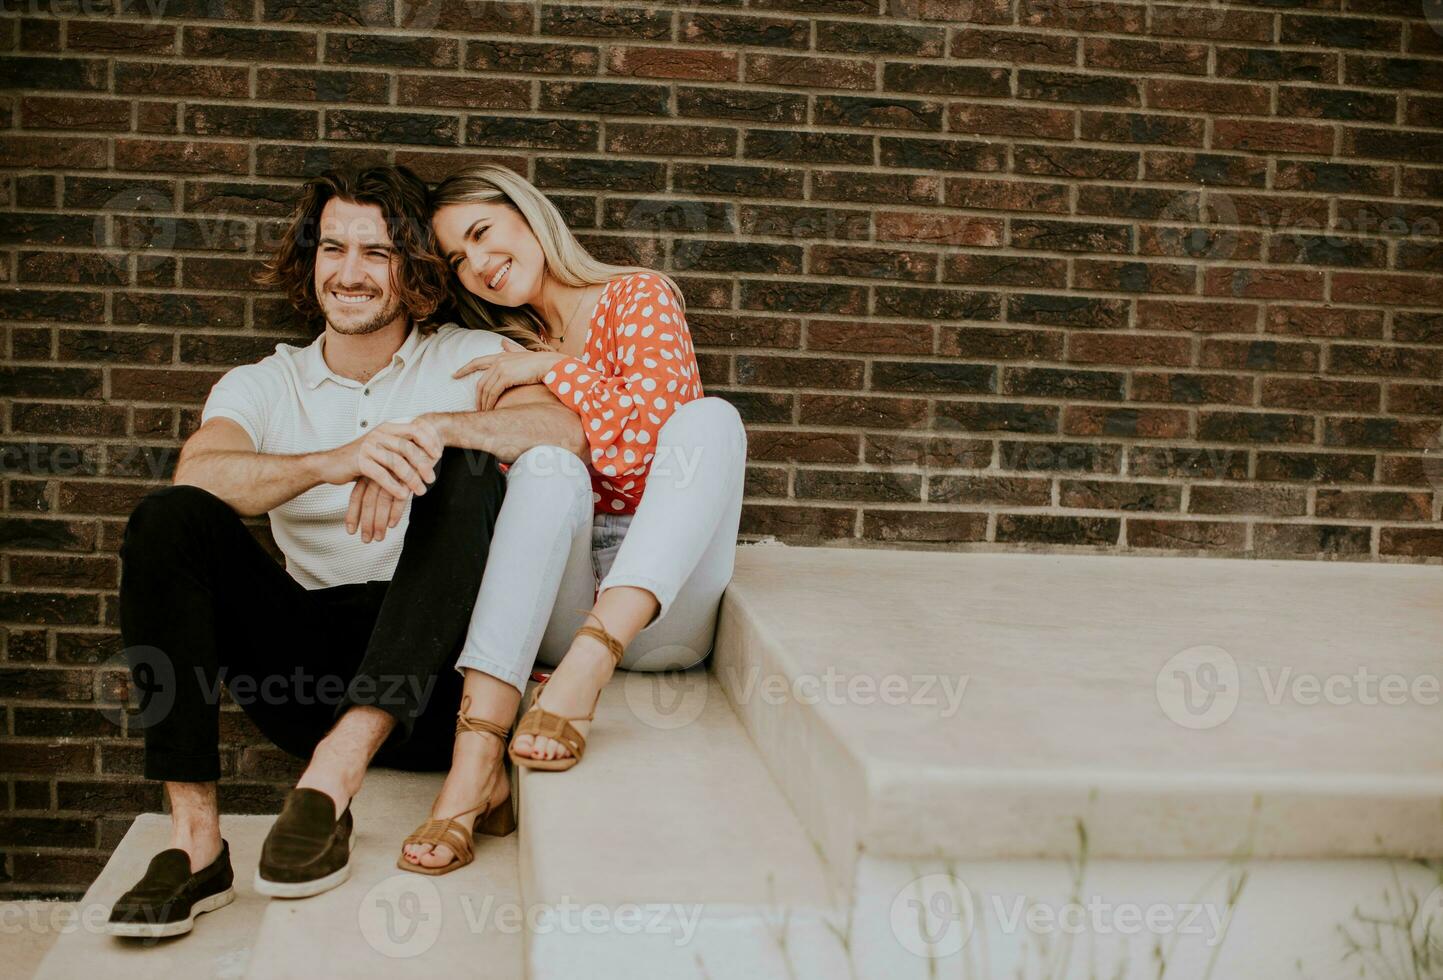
[453,339,566,411]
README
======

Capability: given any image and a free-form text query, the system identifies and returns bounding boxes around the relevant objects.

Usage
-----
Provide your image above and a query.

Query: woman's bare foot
[509,632,619,762]
[400,726,510,869]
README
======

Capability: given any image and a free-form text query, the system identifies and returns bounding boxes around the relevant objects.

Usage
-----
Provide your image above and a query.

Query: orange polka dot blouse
[541,271,704,516]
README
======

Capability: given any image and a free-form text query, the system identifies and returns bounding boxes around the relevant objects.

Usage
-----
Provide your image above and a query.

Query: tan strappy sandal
[396,695,516,876]
[508,610,627,772]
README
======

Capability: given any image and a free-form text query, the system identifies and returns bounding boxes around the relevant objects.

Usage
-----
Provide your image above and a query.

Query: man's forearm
[427,403,587,464]
[173,449,329,516]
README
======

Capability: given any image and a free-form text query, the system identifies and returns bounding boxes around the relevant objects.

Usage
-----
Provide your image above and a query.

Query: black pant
[117,446,507,783]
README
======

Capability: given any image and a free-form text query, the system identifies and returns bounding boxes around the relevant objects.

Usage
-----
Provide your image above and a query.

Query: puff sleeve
[541,274,704,492]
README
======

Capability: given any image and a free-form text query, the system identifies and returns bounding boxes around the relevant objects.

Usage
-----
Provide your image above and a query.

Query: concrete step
[242,769,521,979]
[32,813,272,979]
[39,680,846,980]
[713,544,1443,977]
[30,543,1443,978]
[7,900,74,979]
[716,545,1443,874]
[32,770,522,979]
[513,670,848,979]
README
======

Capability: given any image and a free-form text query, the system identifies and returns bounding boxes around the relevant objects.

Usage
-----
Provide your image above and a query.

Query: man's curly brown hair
[252,165,451,336]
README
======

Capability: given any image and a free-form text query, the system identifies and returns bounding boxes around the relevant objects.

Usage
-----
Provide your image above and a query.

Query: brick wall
[3,0,1443,897]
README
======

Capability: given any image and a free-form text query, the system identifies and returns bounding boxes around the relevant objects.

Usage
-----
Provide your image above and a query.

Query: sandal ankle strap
[571,608,626,668]
[454,694,512,742]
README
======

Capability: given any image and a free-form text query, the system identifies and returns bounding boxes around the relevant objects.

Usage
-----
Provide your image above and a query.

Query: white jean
[453,396,748,694]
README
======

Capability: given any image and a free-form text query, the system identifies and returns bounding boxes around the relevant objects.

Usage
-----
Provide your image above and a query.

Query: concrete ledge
[716,545,1443,880]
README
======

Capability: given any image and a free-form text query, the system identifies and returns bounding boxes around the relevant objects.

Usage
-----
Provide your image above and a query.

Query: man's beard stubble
[324,292,405,337]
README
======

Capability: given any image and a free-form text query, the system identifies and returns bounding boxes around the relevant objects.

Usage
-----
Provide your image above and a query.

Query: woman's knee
[505,445,593,509]
[658,397,747,453]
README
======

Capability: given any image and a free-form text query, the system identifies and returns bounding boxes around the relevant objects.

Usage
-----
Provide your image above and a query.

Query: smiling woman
[426,164,686,354]
[394,165,749,874]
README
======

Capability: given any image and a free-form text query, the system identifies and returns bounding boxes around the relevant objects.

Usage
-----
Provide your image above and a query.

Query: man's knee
[424,446,504,499]
[402,447,507,537]
[122,484,232,559]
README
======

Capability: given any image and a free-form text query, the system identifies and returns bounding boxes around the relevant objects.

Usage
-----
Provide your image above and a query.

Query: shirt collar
[300,323,424,390]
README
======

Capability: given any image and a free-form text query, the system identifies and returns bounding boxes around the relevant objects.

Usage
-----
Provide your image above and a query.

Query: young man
[105,165,586,939]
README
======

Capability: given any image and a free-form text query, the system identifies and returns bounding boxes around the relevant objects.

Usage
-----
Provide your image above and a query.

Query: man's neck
[321,317,411,383]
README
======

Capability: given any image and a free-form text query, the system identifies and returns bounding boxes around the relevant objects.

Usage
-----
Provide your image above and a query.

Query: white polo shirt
[200,322,505,589]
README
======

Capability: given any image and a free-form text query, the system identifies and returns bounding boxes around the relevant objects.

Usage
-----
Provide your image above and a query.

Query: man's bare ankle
[168,826,222,871]
[170,810,219,836]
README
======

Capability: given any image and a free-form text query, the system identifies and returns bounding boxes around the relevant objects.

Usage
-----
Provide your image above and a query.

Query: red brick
[862,510,988,543]
[1063,406,1190,438]
[1147,79,1270,115]
[1128,519,1247,551]
[749,54,874,90]
[1204,267,1326,301]
[1069,333,1193,368]
[1214,120,1336,155]
[875,211,1003,248]
[610,46,739,82]
[1137,300,1258,334]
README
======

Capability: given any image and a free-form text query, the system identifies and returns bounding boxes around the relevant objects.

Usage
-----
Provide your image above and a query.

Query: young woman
[398,164,748,873]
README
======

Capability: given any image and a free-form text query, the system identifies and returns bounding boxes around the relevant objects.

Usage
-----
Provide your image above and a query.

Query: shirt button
[363,388,370,396]
[360,420,368,427]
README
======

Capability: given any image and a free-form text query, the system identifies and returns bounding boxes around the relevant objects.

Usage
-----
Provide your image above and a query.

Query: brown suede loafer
[254,787,354,898]
[107,839,235,939]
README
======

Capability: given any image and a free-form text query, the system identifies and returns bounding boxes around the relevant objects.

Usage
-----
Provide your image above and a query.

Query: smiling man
[104,165,585,939]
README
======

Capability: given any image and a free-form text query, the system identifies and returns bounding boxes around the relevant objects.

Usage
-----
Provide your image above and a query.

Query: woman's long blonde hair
[427,164,687,352]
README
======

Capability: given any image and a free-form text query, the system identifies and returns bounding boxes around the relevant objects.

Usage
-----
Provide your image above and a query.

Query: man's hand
[345,475,408,543]
[315,417,445,498]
